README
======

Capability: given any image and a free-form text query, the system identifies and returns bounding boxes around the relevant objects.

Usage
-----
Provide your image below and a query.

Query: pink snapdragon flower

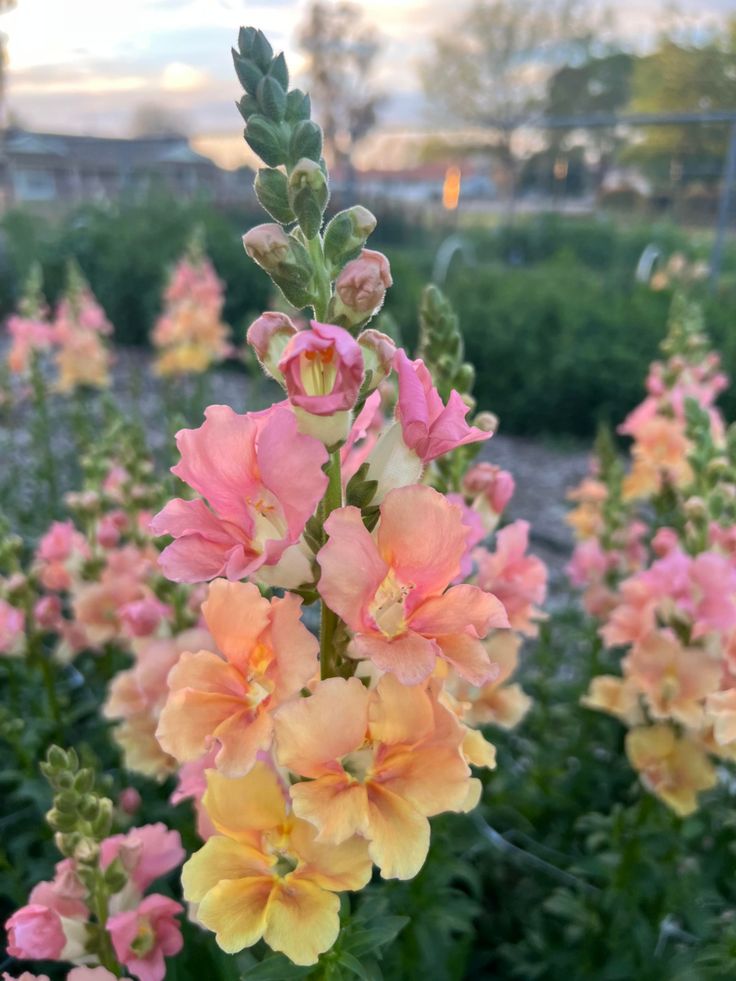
[100,823,184,893]
[279,320,364,416]
[474,521,548,636]
[447,493,486,581]
[317,484,508,685]
[394,350,491,463]
[29,859,87,919]
[0,599,24,655]
[462,463,515,532]
[247,311,298,382]
[335,249,392,319]
[6,315,54,374]
[5,904,67,959]
[150,403,328,584]
[108,894,183,981]
[170,746,217,839]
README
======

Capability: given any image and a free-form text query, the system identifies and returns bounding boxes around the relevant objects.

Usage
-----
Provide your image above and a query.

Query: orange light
[442,165,461,210]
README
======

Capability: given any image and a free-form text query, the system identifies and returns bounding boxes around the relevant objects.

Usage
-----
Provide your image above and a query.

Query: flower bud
[288,158,329,239]
[247,311,298,383]
[333,250,392,326]
[357,329,396,391]
[242,223,291,273]
[323,206,377,270]
[118,786,142,815]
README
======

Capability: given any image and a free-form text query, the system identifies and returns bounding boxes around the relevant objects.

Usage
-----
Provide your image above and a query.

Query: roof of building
[3,128,216,169]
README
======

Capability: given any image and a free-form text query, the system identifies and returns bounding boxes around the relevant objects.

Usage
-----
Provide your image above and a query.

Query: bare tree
[422,0,603,207]
[296,1,382,182]
[130,103,190,139]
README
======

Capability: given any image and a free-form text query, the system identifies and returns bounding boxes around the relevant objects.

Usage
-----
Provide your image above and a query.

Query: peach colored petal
[202,580,270,668]
[212,708,273,777]
[436,633,499,686]
[289,820,372,892]
[409,584,509,636]
[181,837,270,903]
[263,878,340,966]
[350,631,439,685]
[318,507,388,631]
[377,743,471,816]
[377,485,467,595]
[289,774,369,845]
[196,875,273,954]
[166,650,245,698]
[367,673,434,746]
[204,764,287,840]
[156,688,246,763]
[365,783,430,880]
[274,678,369,777]
[269,592,319,697]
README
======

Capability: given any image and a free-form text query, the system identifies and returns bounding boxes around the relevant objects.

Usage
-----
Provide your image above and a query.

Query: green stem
[91,871,122,976]
[307,234,331,321]
[320,450,343,679]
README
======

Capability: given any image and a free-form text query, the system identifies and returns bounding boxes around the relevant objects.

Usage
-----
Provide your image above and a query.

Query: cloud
[161,61,209,91]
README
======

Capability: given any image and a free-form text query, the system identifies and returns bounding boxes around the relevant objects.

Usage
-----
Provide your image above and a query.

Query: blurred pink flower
[108,894,183,981]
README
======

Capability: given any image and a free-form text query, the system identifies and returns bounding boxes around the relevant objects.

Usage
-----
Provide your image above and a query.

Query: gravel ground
[2,347,590,593]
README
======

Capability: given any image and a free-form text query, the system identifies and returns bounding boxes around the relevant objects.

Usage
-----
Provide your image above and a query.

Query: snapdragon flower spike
[317,484,508,685]
[150,403,327,584]
[156,580,318,775]
[394,349,491,463]
[182,763,372,965]
[274,674,482,880]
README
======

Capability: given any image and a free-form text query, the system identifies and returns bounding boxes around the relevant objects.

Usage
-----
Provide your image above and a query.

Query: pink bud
[652,527,679,556]
[357,329,396,389]
[242,224,291,272]
[279,320,364,416]
[34,595,63,630]
[247,312,298,382]
[97,515,121,549]
[118,787,142,815]
[5,904,66,960]
[464,463,515,514]
[119,597,169,638]
[335,249,392,319]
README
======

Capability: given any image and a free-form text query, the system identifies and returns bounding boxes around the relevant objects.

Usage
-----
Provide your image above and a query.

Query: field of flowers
[2,26,736,981]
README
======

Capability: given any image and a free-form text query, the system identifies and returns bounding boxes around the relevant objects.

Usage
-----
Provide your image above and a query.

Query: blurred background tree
[421,0,608,209]
[297,0,383,189]
[129,103,190,139]
[625,19,736,189]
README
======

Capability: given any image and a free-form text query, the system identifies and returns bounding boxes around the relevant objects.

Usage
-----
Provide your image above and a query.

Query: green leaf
[344,917,411,958]
[245,115,287,168]
[254,168,295,224]
[336,952,379,980]
[236,93,260,123]
[239,954,311,979]
[289,120,322,165]
[257,75,287,122]
[232,50,263,96]
[268,52,289,91]
[251,29,274,72]
[291,185,323,240]
[286,89,311,123]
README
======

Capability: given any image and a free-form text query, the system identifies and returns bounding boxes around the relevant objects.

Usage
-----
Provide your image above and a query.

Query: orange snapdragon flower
[625,724,716,816]
[273,674,481,880]
[453,632,532,730]
[156,579,318,775]
[182,764,371,965]
[622,417,693,501]
[623,630,721,728]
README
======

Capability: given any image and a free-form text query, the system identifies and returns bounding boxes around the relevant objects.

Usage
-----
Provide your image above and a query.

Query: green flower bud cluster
[234,26,382,326]
[683,399,736,549]
[41,745,115,858]
[418,285,475,409]
[17,262,47,321]
[41,746,126,972]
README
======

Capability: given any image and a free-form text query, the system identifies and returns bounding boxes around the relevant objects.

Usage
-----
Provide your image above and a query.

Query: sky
[3,0,734,169]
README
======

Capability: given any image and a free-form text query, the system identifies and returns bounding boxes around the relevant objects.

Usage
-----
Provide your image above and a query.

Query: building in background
[0,128,251,209]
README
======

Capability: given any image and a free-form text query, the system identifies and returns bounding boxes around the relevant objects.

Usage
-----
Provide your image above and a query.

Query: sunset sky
[3,0,733,169]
